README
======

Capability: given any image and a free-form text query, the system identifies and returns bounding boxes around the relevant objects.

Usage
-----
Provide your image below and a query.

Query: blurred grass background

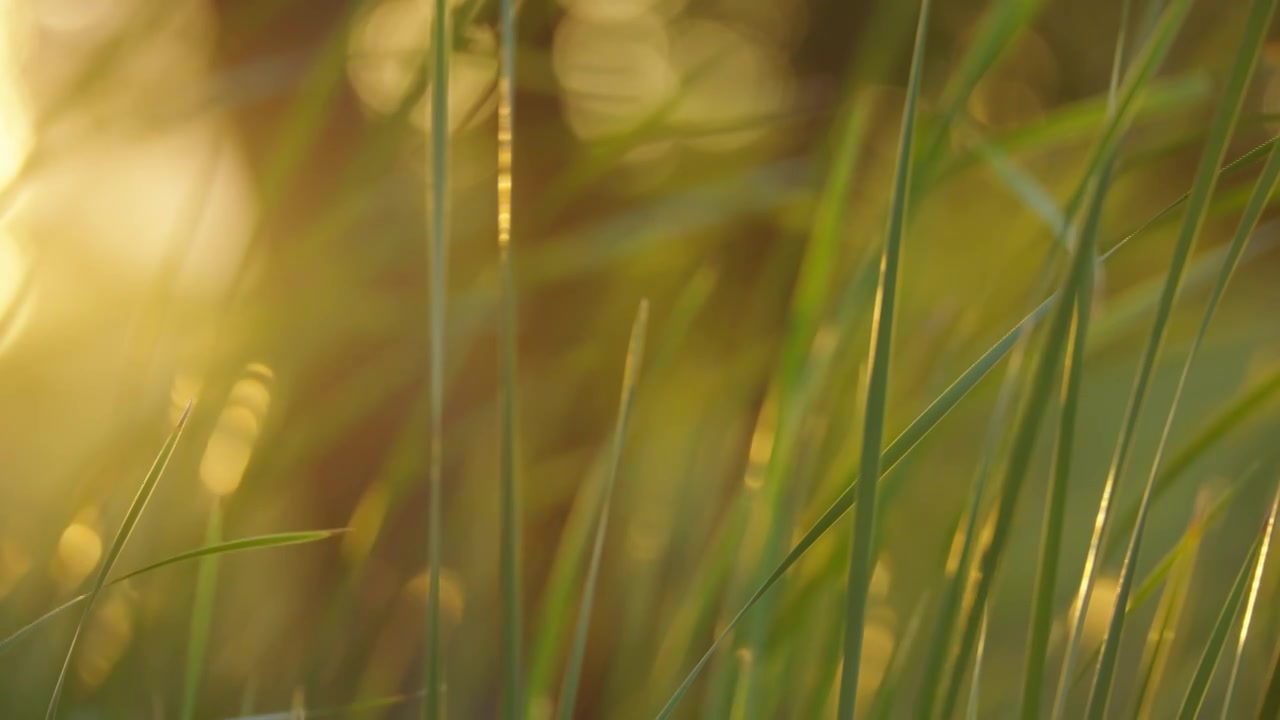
[1,0,1280,717]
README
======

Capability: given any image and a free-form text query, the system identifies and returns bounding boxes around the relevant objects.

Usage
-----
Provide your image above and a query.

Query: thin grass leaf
[836,2,930,716]
[1220,485,1280,719]
[655,132,1274,719]
[1078,2,1278,714]
[526,269,721,712]
[1065,457,1278,696]
[730,5,917,712]
[45,402,192,719]
[1104,139,1280,562]
[425,0,452,715]
[1128,493,1202,720]
[496,0,521,715]
[0,529,348,655]
[967,609,990,720]
[1174,530,1266,719]
[557,301,648,720]
[181,502,223,720]
[1019,0,1133,708]
[1020,222,1098,719]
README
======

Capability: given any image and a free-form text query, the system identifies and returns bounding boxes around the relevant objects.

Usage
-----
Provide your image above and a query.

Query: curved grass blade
[556,301,648,720]
[1078,2,1279,714]
[1018,0,1132,710]
[1065,457,1277,696]
[1128,491,1205,720]
[836,2,930,716]
[181,501,224,720]
[496,0,522,715]
[45,402,192,719]
[1219,485,1280,719]
[425,0,452,715]
[654,132,1278,720]
[1102,134,1280,563]
[0,528,348,655]
[1174,529,1266,719]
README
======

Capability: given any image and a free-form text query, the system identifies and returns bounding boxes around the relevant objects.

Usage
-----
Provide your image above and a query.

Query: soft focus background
[1,0,1279,717]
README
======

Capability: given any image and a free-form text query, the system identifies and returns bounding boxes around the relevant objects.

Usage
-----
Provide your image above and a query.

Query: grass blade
[45,402,192,719]
[1174,527,1267,719]
[653,133,1273,718]
[1128,491,1207,720]
[1019,0,1133,710]
[1220,485,1280,719]
[1103,137,1280,563]
[180,501,224,720]
[556,301,649,720]
[967,610,990,720]
[496,0,521,715]
[836,1,930,716]
[425,0,452,715]
[0,528,348,655]
[1078,1,1278,714]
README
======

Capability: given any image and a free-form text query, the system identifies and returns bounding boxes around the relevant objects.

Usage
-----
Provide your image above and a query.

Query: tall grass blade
[45,402,192,719]
[965,609,990,720]
[1127,496,1200,720]
[1018,0,1132,710]
[1220,485,1280,719]
[835,2,930,717]
[0,529,347,655]
[556,302,649,720]
[1065,458,1278,696]
[181,501,224,720]
[1078,1,1277,714]
[655,133,1270,717]
[496,0,521,715]
[1104,146,1280,563]
[425,0,453,715]
[1174,530,1266,719]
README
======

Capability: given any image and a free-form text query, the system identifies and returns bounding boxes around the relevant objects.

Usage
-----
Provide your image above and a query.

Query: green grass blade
[425,0,452,715]
[1079,1,1277,714]
[0,529,347,655]
[1174,530,1266,719]
[1065,458,1277,696]
[1018,0,1133,707]
[1220,485,1280,719]
[116,529,349,584]
[45,402,192,719]
[654,128,1268,717]
[496,0,521,715]
[729,5,917,712]
[836,3,930,716]
[1103,137,1280,562]
[556,301,648,720]
[936,162,1107,720]
[1020,209,1099,720]
[967,609,990,720]
[180,502,223,720]
[1128,492,1205,720]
